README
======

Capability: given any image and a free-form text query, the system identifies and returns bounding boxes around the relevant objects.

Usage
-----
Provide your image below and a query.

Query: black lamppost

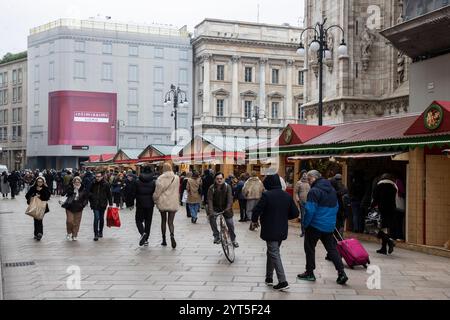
[112,120,125,152]
[246,105,267,160]
[297,18,348,126]
[164,84,189,146]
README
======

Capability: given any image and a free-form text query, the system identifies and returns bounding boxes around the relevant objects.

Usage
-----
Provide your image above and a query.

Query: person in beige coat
[242,172,265,221]
[293,170,311,237]
[187,171,202,224]
[153,163,180,248]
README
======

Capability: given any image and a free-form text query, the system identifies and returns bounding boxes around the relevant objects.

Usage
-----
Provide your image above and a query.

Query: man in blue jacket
[297,170,348,285]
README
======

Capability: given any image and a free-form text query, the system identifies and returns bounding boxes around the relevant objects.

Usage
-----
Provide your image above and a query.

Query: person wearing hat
[25,176,51,241]
[63,176,89,241]
[293,169,311,237]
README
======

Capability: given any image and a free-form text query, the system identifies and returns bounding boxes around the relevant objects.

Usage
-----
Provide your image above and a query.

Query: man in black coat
[89,172,113,241]
[251,174,299,291]
[202,169,214,206]
[133,166,156,247]
[8,171,20,199]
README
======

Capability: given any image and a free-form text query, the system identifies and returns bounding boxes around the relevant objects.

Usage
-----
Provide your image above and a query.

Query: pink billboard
[48,91,117,146]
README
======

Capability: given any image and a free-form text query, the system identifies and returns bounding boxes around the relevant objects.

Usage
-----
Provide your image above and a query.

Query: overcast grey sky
[0,0,304,57]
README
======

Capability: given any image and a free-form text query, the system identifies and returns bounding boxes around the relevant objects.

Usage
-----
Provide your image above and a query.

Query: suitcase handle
[333,228,345,242]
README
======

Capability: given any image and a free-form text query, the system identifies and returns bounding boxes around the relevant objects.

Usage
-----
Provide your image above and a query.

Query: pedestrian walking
[8,171,20,199]
[297,170,348,285]
[123,173,137,210]
[242,171,264,223]
[63,176,89,241]
[111,173,125,208]
[293,170,310,237]
[250,174,299,291]
[88,172,113,241]
[202,169,215,207]
[133,166,156,247]
[1,171,10,198]
[207,172,238,247]
[186,171,202,224]
[23,171,34,194]
[235,174,247,222]
[348,171,365,233]
[25,176,51,241]
[182,172,192,218]
[154,163,180,248]
[371,173,397,255]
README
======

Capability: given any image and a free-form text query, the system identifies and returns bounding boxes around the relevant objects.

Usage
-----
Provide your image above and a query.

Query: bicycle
[214,211,235,263]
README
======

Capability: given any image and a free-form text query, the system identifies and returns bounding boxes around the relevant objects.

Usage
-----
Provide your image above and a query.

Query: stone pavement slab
[1,196,449,300]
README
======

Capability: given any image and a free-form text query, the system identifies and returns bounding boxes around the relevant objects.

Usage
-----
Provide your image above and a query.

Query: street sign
[72,146,89,151]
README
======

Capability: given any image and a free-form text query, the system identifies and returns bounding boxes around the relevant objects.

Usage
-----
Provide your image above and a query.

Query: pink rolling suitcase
[334,229,370,269]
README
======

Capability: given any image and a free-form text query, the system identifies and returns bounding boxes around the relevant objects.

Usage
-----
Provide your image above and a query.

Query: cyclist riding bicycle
[207,172,239,248]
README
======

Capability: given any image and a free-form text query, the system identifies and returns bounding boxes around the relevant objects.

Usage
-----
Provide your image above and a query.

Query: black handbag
[61,195,74,209]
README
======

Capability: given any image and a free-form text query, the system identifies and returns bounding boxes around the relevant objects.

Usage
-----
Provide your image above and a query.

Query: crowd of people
[12,164,405,291]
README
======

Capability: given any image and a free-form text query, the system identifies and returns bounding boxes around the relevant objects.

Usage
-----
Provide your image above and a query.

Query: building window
[153,90,163,107]
[154,67,164,83]
[272,102,279,119]
[298,104,305,120]
[272,69,279,84]
[74,41,85,52]
[154,47,164,58]
[1,89,8,105]
[0,73,3,87]
[18,87,22,102]
[12,70,17,84]
[153,112,163,127]
[34,45,40,58]
[356,63,359,79]
[0,72,7,87]
[179,50,188,61]
[49,62,55,80]
[128,65,139,82]
[13,108,21,123]
[33,111,39,126]
[217,65,225,81]
[49,41,55,54]
[201,66,204,83]
[18,69,23,84]
[128,89,138,106]
[244,101,252,119]
[34,65,40,83]
[12,125,21,141]
[102,63,113,81]
[103,43,112,55]
[129,45,139,57]
[128,112,138,126]
[179,69,188,85]
[34,88,39,106]
[217,99,224,117]
[12,88,17,103]
[0,127,7,141]
[298,71,304,85]
[245,67,252,82]
[0,110,7,125]
[74,61,85,79]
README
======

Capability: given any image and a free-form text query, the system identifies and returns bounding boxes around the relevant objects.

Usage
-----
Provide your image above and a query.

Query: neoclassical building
[192,19,305,139]
[302,0,411,124]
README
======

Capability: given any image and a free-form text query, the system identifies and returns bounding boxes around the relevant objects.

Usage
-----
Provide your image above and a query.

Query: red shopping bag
[107,206,121,228]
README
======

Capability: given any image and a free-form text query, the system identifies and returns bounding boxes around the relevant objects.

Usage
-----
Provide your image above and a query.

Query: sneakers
[36,233,43,241]
[273,282,290,291]
[98,233,103,238]
[144,241,149,247]
[388,239,396,254]
[265,278,273,286]
[170,235,177,249]
[72,237,78,241]
[297,272,316,282]
[66,234,72,241]
[376,248,388,255]
[213,238,221,244]
[232,241,239,248]
[94,235,99,241]
[336,272,349,285]
[139,233,147,247]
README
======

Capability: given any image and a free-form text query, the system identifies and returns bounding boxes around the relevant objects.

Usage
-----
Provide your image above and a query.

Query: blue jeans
[189,203,200,219]
[93,209,105,236]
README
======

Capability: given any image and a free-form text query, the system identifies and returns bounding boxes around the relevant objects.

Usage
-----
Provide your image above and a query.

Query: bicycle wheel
[219,216,235,263]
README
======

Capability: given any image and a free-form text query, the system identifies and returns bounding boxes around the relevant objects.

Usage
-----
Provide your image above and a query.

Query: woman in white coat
[153,163,180,249]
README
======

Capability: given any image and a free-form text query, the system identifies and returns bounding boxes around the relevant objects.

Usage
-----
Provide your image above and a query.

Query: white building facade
[27,19,193,169]
[192,19,304,140]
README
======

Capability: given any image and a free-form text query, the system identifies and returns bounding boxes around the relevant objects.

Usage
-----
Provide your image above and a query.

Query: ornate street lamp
[164,84,189,146]
[246,105,267,160]
[297,18,348,126]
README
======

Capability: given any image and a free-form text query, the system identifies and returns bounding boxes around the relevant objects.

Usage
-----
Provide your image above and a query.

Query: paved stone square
[1,196,449,300]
